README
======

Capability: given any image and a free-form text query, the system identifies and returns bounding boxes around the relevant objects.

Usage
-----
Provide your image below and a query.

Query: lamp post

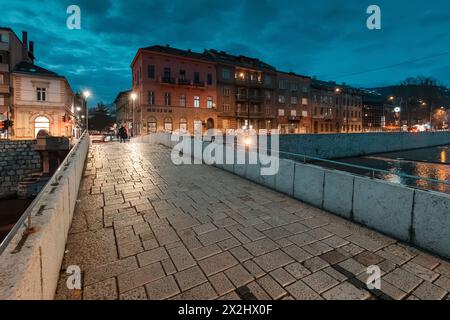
[130,92,137,137]
[83,90,91,132]
[334,88,344,133]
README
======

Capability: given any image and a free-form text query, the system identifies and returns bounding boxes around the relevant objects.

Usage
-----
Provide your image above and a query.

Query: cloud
[1,0,449,105]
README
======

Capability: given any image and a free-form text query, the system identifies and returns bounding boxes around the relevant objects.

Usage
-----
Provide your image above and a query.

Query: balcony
[236,94,264,102]
[236,110,268,118]
[158,77,207,88]
[159,76,176,84]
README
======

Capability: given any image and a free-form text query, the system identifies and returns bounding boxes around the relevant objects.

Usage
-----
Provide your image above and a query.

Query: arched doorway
[164,117,173,132]
[179,118,187,133]
[147,117,157,133]
[206,118,214,130]
[34,116,50,137]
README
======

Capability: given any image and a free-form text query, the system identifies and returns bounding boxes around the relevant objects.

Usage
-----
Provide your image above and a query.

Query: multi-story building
[114,89,132,129]
[11,61,74,139]
[204,49,277,132]
[130,45,217,135]
[275,71,311,133]
[0,29,34,126]
[362,91,387,131]
[311,80,363,133]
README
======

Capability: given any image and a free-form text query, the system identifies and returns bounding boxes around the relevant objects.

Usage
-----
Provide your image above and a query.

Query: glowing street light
[130,92,138,137]
[82,90,91,131]
[76,107,81,112]
[335,88,341,93]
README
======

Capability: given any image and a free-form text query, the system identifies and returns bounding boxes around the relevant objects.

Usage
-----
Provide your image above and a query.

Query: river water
[317,145,450,194]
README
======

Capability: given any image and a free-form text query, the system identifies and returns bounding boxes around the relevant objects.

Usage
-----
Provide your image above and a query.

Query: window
[194,96,200,108]
[0,95,4,106]
[223,104,230,112]
[290,82,297,92]
[180,118,187,132]
[291,110,297,116]
[164,67,171,80]
[194,120,202,135]
[302,98,308,105]
[37,88,46,101]
[164,92,171,106]
[147,65,155,79]
[222,119,230,129]
[278,95,285,104]
[207,97,213,109]
[148,91,155,105]
[179,69,186,80]
[0,74,3,84]
[222,68,231,80]
[223,87,231,96]
[265,91,272,100]
[265,106,271,114]
[0,55,3,63]
[147,117,157,133]
[291,96,298,105]
[207,73,212,85]
[278,80,287,90]
[302,110,308,117]
[164,117,173,132]
[265,75,272,85]
[194,72,200,83]
[278,109,285,116]
[179,94,186,107]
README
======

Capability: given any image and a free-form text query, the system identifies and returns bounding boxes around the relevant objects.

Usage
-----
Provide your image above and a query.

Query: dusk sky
[2,0,450,106]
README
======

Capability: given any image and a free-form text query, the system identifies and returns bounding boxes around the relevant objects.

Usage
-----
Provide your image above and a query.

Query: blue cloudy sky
[1,0,450,106]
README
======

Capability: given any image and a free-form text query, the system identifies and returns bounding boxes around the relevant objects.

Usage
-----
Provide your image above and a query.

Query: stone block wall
[0,140,41,199]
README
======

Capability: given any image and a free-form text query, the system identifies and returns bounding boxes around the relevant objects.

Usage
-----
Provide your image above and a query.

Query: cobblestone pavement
[56,142,450,300]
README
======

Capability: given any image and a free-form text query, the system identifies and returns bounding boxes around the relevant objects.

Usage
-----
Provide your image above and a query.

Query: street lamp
[130,92,137,137]
[83,90,91,132]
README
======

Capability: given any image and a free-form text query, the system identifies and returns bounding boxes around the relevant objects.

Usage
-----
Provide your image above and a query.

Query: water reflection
[316,145,450,194]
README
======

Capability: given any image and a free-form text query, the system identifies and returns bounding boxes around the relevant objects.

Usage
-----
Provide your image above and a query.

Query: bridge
[0,133,449,300]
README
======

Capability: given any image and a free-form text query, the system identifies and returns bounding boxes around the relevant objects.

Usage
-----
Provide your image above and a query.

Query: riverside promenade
[56,141,450,300]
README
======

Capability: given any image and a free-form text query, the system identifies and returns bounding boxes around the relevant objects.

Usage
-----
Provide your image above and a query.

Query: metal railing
[218,138,450,189]
[0,131,88,256]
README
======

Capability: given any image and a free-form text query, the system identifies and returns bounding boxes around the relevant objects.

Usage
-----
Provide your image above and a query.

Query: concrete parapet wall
[149,132,450,259]
[0,134,90,300]
[280,131,450,159]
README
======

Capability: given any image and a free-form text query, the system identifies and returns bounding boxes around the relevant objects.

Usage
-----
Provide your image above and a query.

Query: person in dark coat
[118,126,128,143]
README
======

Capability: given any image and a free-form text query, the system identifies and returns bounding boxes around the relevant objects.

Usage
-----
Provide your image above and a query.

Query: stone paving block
[175,266,208,291]
[243,260,266,279]
[209,272,235,296]
[244,238,279,256]
[253,250,294,272]
[346,234,387,252]
[224,265,254,288]
[143,238,159,251]
[84,256,138,286]
[411,281,447,300]
[257,275,287,299]
[285,262,312,279]
[239,227,266,241]
[383,268,423,293]
[137,247,169,267]
[401,262,439,282]
[118,240,144,259]
[247,281,271,300]
[168,245,197,271]
[229,246,253,262]
[377,244,415,265]
[410,254,441,270]
[434,275,450,292]
[171,283,218,300]
[288,232,317,247]
[303,241,333,256]
[282,245,313,262]
[218,237,241,250]
[167,214,200,230]
[145,275,180,300]
[263,227,292,240]
[337,258,367,276]
[322,282,371,300]
[117,263,165,293]
[285,280,323,300]
[319,249,347,265]
[119,287,148,300]
[193,223,217,235]
[302,270,339,294]
[303,257,330,273]
[84,277,117,300]
[161,258,177,275]
[218,291,242,300]
[270,268,296,287]
[198,252,239,276]
[322,235,350,248]
[192,244,222,261]
[323,266,348,282]
[353,251,384,267]
[198,228,233,246]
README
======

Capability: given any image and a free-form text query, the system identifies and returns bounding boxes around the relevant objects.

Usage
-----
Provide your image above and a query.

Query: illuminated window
[194,96,200,108]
